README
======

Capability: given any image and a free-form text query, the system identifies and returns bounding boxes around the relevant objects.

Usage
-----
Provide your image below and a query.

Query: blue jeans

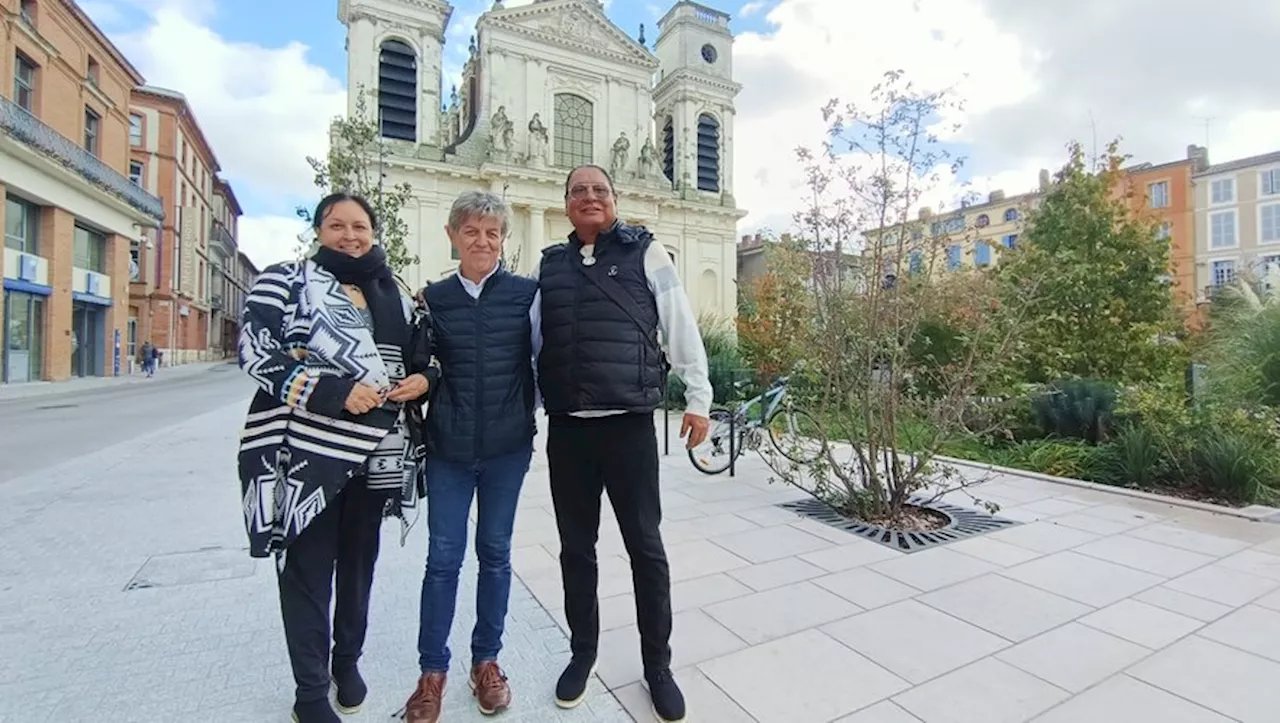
[417,445,532,672]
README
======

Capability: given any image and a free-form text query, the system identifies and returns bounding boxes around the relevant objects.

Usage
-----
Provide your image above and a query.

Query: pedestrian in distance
[400,191,539,723]
[236,192,435,723]
[139,340,155,377]
[535,164,712,723]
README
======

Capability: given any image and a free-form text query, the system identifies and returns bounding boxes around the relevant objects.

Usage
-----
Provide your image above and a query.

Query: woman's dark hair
[312,192,379,231]
[563,164,616,199]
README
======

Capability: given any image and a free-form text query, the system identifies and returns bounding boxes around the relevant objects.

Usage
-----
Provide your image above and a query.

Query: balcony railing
[0,96,164,221]
[210,221,236,255]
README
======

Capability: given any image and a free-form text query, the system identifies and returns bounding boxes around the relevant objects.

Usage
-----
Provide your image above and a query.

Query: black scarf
[312,245,408,353]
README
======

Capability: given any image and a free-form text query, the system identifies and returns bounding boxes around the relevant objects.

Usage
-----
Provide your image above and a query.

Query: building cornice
[482,1,658,71]
[340,0,454,27]
[379,152,743,218]
[58,0,146,85]
[653,67,741,100]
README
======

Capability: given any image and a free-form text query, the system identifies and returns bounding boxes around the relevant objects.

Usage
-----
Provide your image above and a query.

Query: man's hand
[387,373,429,402]
[681,412,709,449]
[344,383,384,415]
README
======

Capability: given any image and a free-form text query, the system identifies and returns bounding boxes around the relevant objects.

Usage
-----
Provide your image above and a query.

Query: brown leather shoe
[402,672,445,723]
[470,660,512,715]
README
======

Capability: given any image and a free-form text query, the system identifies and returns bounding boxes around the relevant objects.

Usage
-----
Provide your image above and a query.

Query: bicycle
[687,375,826,475]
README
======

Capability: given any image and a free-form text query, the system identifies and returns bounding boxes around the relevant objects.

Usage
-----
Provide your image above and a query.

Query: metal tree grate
[779,496,1019,553]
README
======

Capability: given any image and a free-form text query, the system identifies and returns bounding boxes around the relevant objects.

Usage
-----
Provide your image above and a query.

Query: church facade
[338,0,745,318]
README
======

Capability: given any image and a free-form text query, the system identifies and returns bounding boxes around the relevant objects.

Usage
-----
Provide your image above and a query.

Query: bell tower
[652,1,740,201]
[339,0,454,146]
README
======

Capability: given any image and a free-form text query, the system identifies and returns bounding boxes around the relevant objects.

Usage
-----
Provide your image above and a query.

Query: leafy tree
[737,238,813,378]
[301,84,418,273]
[997,141,1183,384]
[757,71,1045,525]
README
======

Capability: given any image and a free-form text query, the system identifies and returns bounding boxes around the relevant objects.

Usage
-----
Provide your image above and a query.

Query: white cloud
[732,0,1279,237]
[90,3,343,268]
[731,0,1035,235]
[238,214,311,269]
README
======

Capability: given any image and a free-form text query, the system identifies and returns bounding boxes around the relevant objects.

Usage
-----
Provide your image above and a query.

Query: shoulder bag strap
[571,259,671,373]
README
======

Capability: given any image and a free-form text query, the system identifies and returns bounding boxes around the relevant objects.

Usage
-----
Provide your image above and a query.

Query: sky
[79,0,1280,267]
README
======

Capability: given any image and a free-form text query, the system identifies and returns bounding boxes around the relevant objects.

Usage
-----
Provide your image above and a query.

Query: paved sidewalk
[3,403,1280,722]
[0,359,232,401]
[0,400,629,723]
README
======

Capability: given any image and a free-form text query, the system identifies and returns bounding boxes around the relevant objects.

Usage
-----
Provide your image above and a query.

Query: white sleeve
[644,242,711,417]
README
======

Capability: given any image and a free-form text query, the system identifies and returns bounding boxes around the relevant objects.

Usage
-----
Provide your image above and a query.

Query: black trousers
[547,412,672,674]
[277,477,385,703]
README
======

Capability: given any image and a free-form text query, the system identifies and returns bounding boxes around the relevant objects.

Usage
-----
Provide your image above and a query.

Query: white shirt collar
[455,262,501,298]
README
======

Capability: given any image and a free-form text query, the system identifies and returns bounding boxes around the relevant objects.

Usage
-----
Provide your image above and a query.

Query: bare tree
[755,71,1043,527]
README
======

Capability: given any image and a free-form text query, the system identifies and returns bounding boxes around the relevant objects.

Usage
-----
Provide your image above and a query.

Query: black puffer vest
[424,268,537,463]
[537,222,665,415]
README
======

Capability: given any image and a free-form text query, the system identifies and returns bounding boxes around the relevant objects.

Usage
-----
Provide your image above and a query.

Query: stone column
[42,208,74,381]
[526,207,545,275]
[107,233,130,376]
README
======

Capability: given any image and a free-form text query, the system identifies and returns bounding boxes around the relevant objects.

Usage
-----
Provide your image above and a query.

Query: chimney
[1038,169,1051,190]
[988,189,1006,203]
[917,206,933,220]
[1187,144,1209,172]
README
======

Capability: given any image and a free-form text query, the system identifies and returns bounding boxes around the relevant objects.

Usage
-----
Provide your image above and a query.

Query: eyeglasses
[568,184,613,200]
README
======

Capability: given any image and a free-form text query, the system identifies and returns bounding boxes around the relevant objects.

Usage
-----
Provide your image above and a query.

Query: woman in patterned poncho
[236,193,433,723]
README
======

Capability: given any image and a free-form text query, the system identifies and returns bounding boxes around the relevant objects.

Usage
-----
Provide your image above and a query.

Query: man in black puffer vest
[536,165,712,723]
[401,191,538,723]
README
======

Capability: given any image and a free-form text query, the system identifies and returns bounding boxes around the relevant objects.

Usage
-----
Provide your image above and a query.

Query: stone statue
[527,113,548,163]
[489,105,513,153]
[637,135,656,179]
[610,131,630,177]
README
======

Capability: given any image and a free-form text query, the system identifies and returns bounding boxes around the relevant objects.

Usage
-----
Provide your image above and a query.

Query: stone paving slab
[0,401,630,723]
[6,401,1280,722]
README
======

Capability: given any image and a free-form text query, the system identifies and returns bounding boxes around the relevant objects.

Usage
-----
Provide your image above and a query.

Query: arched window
[662,116,674,183]
[553,94,593,168]
[976,214,989,227]
[1004,207,1018,222]
[696,113,719,192]
[378,39,417,141]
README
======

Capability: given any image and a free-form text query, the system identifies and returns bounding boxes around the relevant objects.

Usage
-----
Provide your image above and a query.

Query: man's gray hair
[448,190,511,236]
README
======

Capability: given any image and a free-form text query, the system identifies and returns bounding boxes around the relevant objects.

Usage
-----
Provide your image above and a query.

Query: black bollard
[729,409,736,478]
[663,376,670,456]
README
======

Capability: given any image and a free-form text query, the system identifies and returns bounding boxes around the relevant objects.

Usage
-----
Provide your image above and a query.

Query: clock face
[701,43,717,63]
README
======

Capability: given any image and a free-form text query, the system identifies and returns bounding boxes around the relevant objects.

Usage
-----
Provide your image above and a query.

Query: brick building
[208,174,243,358]
[1,0,165,383]
[127,85,221,366]
[1116,145,1207,316]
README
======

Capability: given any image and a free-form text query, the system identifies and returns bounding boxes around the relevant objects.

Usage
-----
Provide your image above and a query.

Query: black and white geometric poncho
[236,259,423,560]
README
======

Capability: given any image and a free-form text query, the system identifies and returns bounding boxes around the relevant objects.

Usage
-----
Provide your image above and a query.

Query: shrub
[994,439,1103,479]
[1030,379,1117,443]
[665,314,746,407]
[1187,428,1278,503]
[1092,424,1167,488]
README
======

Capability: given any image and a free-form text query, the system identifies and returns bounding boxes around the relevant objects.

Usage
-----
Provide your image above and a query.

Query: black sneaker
[554,656,597,709]
[331,666,367,714]
[291,698,340,723]
[647,669,686,722]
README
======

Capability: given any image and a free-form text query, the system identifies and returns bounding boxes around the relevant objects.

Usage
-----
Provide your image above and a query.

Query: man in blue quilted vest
[401,191,538,723]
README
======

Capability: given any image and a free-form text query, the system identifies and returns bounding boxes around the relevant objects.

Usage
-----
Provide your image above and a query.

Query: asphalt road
[0,363,255,483]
